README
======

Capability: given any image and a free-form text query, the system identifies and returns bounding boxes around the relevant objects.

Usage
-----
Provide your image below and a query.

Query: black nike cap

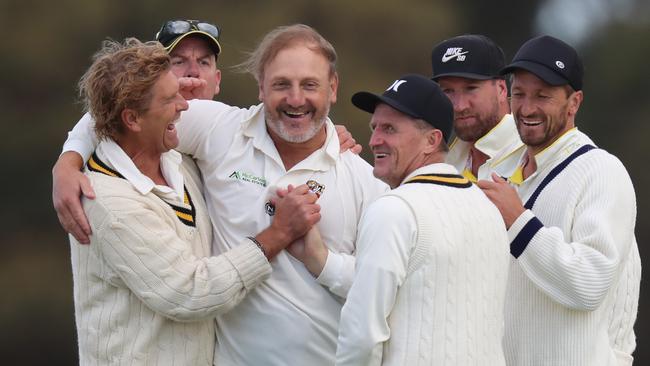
[431,34,506,80]
[500,35,583,91]
[351,74,454,142]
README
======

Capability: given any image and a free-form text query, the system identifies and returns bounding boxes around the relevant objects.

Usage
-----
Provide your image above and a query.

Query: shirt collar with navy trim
[95,139,185,201]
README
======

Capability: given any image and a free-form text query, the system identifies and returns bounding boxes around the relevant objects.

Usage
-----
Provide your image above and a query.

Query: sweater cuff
[508,209,544,258]
[223,241,272,290]
[316,250,340,287]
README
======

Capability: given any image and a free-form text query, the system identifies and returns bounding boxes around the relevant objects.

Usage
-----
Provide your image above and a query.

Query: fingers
[491,172,507,183]
[56,202,91,244]
[350,143,362,155]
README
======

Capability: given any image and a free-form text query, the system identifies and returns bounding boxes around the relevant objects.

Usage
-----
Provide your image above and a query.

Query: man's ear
[425,128,444,154]
[567,90,583,118]
[213,68,222,97]
[121,108,141,132]
[329,72,339,105]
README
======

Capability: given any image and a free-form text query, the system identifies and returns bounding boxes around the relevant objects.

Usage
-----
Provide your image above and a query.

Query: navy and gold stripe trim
[404,173,472,188]
[88,152,124,178]
[87,152,196,227]
[167,188,196,227]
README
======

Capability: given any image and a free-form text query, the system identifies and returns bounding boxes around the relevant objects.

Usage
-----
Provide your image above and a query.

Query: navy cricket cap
[431,34,506,80]
[500,35,583,91]
[352,74,454,142]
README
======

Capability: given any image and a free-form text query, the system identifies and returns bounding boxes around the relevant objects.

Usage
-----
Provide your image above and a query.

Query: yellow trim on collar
[404,173,472,188]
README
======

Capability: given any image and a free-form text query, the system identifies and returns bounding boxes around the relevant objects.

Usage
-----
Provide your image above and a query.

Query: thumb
[80,176,96,199]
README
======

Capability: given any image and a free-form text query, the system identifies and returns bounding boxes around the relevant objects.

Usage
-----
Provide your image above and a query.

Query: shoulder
[361,193,416,230]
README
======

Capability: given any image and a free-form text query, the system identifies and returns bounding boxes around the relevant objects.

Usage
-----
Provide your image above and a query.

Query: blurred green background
[2,0,648,364]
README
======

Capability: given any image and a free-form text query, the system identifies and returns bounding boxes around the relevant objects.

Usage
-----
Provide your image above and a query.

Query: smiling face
[369,103,436,188]
[135,70,189,153]
[438,76,507,142]
[169,36,221,100]
[510,70,583,154]
[258,43,338,144]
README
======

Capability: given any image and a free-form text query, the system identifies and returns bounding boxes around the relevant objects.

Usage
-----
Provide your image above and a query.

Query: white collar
[95,139,185,201]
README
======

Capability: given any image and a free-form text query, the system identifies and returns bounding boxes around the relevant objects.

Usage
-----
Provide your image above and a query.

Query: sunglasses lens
[196,22,220,40]
[156,20,192,44]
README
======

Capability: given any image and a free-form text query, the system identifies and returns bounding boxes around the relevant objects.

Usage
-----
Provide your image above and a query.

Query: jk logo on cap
[386,79,407,93]
[441,47,469,63]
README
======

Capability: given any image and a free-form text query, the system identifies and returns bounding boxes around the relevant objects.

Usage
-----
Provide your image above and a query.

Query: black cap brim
[432,72,496,81]
[352,92,423,121]
[500,60,567,86]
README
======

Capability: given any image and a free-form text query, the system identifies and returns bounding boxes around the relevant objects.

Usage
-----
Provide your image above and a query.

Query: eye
[304,81,319,90]
[272,81,290,90]
[383,125,396,133]
[199,59,211,66]
[171,58,184,66]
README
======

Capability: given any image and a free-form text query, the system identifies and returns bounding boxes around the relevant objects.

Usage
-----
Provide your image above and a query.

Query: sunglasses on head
[155,20,221,47]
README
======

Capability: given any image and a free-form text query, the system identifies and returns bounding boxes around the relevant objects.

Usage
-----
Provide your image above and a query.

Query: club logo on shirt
[264,179,325,216]
[229,171,267,187]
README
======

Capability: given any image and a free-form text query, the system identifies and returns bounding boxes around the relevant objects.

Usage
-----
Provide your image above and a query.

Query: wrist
[304,247,328,277]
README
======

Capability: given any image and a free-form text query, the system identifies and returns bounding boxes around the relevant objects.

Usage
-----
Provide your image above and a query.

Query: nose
[450,93,470,114]
[369,130,383,148]
[286,86,305,107]
[184,60,200,78]
[517,97,537,117]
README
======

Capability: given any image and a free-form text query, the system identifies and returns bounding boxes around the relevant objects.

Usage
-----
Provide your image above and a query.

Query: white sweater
[337,164,509,366]
[70,147,271,366]
[505,129,641,366]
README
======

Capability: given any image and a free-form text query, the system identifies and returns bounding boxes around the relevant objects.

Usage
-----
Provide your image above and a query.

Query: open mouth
[283,110,311,119]
[521,119,543,127]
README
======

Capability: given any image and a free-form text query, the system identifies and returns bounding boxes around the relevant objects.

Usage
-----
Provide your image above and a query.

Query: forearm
[91,199,271,322]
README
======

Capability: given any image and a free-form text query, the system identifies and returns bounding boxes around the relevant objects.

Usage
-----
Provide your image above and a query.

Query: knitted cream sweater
[70,162,271,365]
[505,130,640,366]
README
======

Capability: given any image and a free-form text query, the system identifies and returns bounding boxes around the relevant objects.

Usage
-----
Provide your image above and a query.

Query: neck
[117,137,168,186]
[522,149,537,180]
[468,146,489,176]
[268,125,328,171]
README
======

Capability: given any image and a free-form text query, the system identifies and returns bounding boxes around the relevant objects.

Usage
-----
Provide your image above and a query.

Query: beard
[516,103,569,149]
[265,103,329,143]
[453,99,501,142]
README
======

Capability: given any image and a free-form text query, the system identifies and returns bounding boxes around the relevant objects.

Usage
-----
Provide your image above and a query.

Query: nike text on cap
[500,35,583,91]
[431,34,506,80]
[351,74,454,142]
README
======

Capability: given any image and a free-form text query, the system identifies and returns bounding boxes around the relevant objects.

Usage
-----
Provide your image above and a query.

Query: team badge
[264,180,325,216]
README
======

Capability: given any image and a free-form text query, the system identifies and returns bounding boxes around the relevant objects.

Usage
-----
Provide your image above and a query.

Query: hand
[52,152,95,244]
[476,173,525,229]
[287,226,329,277]
[335,124,362,154]
[254,184,321,259]
[178,77,208,100]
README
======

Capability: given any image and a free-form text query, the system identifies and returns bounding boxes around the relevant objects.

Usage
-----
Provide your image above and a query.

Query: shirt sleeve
[507,153,637,311]
[86,188,272,322]
[336,195,416,366]
[317,157,390,297]
[62,112,100,162]
[176,100,249,161]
